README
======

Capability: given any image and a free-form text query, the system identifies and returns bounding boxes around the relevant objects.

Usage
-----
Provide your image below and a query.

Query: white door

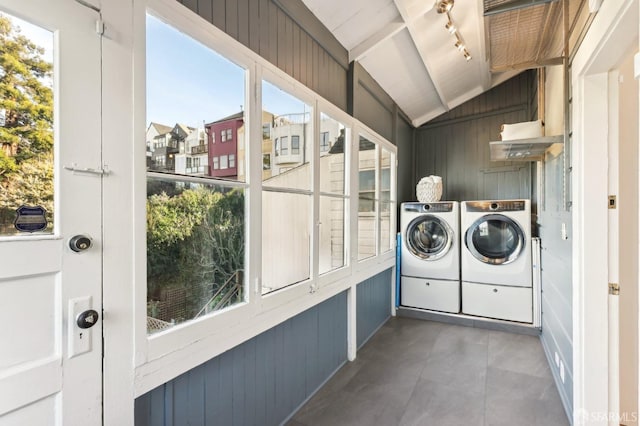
[0,0,102,424]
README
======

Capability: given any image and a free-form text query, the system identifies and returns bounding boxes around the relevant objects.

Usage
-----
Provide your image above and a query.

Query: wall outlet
[555,351,560,367]
[560,360,565,383]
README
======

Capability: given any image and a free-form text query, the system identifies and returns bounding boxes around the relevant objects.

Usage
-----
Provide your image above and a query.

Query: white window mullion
[347,122,360,361]
[375,144,381,256]
[311,101,320,290]
[248,63,263,300]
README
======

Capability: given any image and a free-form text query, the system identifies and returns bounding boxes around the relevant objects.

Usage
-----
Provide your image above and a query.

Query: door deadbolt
[76,309,99,329]
[69,235,92,252]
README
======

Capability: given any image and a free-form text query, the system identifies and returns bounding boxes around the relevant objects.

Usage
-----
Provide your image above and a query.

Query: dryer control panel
[465,200,526,212]
[403,202,454,213]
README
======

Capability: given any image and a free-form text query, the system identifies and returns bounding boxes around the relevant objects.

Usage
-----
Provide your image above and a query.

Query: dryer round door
[405,215,454,261]
[465,214,525,265]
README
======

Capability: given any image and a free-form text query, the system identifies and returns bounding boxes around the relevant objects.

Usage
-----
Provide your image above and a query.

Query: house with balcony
[148,123,193,172]
[174,127,208,175]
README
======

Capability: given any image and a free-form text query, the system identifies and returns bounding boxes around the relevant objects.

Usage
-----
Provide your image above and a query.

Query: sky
[0,11,310,130]
[146,14,308,130]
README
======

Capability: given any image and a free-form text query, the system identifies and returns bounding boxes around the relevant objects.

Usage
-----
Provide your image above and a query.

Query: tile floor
[287,317,569,426]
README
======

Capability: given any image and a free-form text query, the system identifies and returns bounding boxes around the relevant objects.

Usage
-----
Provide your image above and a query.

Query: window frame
[136,0,397,396]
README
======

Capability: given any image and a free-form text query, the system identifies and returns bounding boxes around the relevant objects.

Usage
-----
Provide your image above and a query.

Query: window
[186,157,192,168]
[318,113,347,274]
[221,128,232,142]
[380,148,394,253]
[291,135,300,155]
[262,123,270,139]
[263,153,271,170]
[261,79,312,293]
[358,135,377,261]
[320,131,330,152]
[146,13,247,333]
[0,11,54,236]
[229,154,235,168]
[220,154,228,169]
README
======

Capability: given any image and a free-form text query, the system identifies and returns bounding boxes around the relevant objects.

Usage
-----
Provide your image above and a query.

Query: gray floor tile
[289,318,569,426]
[400,379,485,426]
[488,330,551,378]
[484,367,569,426]
[420,341,488,393]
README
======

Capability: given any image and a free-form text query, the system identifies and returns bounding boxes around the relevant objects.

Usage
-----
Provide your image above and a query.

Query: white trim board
[570,0,639,424]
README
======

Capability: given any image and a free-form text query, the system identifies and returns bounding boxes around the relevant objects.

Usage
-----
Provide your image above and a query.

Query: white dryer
[400,202,460,313]
[460,199,532,323]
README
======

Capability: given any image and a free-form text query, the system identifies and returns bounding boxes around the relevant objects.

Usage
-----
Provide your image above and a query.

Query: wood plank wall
[539,150,573,412]
[356,268,392,348]
[414,71,537,207]
[135,291,348,426]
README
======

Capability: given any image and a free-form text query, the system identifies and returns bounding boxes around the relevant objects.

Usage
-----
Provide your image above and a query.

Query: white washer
[400,202,460,313]
[460,199,532,323]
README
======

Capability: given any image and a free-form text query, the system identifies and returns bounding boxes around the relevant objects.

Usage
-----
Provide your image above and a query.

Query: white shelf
[489,135,564,161]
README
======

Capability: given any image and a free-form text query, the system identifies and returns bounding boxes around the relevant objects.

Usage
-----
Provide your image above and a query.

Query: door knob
[76,309,99,329]
[69,235,92,252]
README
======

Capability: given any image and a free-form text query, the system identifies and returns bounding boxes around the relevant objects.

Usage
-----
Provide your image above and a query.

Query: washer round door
[465,214,525,265]
[405,215,454,261]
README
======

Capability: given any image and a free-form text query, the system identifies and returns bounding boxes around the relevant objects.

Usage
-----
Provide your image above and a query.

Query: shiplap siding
[135,291,348,426]
[539,145,573,415]
[356,268,392,348]
[415,71,537,204]
[177,0,349,111]
[396,115,414,208]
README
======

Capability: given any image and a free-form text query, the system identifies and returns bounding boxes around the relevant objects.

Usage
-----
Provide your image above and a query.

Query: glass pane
[472,219,518,259]
[380,202,392,253]
[358,135,377,260]
[319,196,345,274]
[262,80,312,190]
[408,217,447,255]
[358,197,376,261]
[146,176,245,334]
[0,13,54,236]
[381,147,392,205]
[262,191,311,293]
[146,14,245,181]
[319,113,346,194]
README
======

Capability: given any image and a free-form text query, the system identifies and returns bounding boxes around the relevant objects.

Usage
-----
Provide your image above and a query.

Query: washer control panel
[403,202,454,213]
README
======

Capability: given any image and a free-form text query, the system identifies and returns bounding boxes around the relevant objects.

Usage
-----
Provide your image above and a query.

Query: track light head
[436,0,454,14]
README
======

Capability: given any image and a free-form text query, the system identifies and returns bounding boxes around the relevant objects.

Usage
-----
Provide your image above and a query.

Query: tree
[0,15,53,232]
[0,15,53,168]
[146,184,245,321]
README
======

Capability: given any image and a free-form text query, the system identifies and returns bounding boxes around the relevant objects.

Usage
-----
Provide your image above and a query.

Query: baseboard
[540,334,574,425]
[396,306,541,336]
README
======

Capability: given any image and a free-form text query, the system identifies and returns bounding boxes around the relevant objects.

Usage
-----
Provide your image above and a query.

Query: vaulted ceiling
[300,0,570,127]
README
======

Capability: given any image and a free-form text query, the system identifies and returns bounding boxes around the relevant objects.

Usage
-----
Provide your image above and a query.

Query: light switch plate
[68,296,93,358]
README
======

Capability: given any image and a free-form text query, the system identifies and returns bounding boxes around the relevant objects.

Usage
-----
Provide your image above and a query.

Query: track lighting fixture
[435,0,471,61]
[435,0,454,14]
[445,20,456,33]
